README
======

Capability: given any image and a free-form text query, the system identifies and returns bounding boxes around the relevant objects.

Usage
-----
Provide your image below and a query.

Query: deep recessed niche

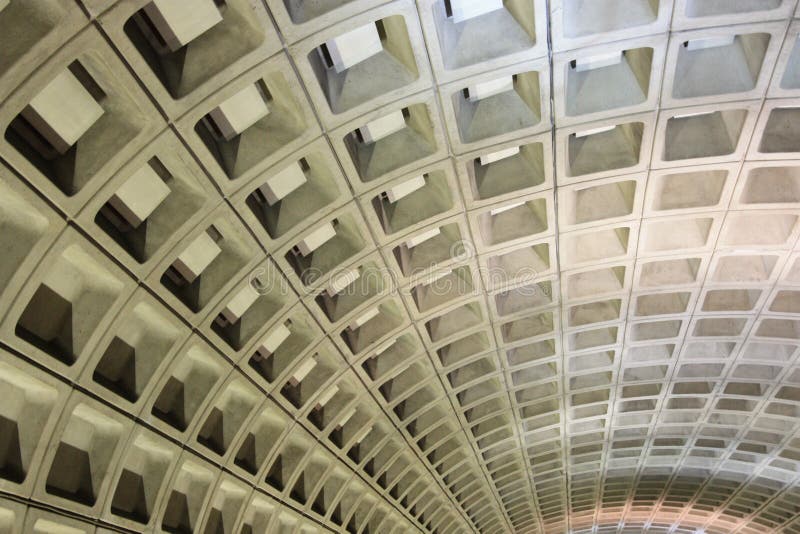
[567,122,644,177]
[565,47,653,117]
[562,0,660,39]
[124,0,269,99]
[307,16,420,114]
[431,0,540,71]
[759,107,800,154]
[672,32,770,100]
[451,70,542,144]
[663,109,746,161]
[342,103,438,184]
[466,141,546,202]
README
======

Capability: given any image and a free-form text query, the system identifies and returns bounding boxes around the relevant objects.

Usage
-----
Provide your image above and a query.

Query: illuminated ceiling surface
[2,1,800,533]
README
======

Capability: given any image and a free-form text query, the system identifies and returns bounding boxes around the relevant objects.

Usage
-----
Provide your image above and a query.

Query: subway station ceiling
[2,1,800,533]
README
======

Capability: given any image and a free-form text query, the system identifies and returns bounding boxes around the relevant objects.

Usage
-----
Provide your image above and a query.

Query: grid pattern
[1,1,800,533]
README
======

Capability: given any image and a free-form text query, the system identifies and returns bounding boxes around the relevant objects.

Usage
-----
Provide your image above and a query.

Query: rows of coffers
[2,1,800,534]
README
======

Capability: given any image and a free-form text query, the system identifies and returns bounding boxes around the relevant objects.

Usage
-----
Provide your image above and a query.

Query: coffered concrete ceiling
[1,1,800,533]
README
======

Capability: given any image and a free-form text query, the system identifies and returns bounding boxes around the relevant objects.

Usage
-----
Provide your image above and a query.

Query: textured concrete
[1,1,800,534]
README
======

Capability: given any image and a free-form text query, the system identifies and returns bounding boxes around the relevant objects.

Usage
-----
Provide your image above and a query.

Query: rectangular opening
[566,266,626,302]
[631,320,681,341]
[248,319,315,384]
[501,311,554,344]
[452,70,542,143]
[5,60,142,198]
[343,103,436,184]
[468,141,546,201]
[567,122,644,177]
[151,346,223,431]
[759,107,800,154]
[308,16,419,114]
[363,333,420,382]
[93,302,181,402]
[450,357,498,388]
[213,280,288,352]
[96,156,207,264]
[476,198,548,247]
[246,154,339,240]
[677,363,724,378]
[635,292,691,317]
[702,289,761,312]
[110,436,171,524]
[265,437,311,493]
[197,383,257,456]
[562,0,659,38]
[664,109,747,161]
[315,263,387,323]
[280,354,338,409]
[485,242,550,287]
[494,281,553,317]
[639,257,700,287]
[162,219,252,313]
[432,0,538,70]
[693,317,746,337]
[651,168,727,211]
[16,245,123,365]
[341,300,405,354]
[685,0,782,19]
[569,299,622,327]
[372,171,454,236]
[712,254,778,283]
[756,319,800,339]
[567,179,637,225]
[684,341,735,360]
[770,290,800,314]
[0,364,58,485]
[285,215,367,287]
[642,217,713,253]
[125,0,264,98]
[742,165,800,205]
[437,331,492,366]
[566,47,653,117]
[392,222,465,277]
[194,72,307,182]
[623,365,667,381]
[562,226,631,265]
[569,350,615,372]
[721,213,798,247]
[411,265,476,315]
[425,302,484,342]
[45,404,123,506]
[673,32,770,99]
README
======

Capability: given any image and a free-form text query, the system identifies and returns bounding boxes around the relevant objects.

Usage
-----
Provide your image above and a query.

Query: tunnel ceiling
[2,1,800,533]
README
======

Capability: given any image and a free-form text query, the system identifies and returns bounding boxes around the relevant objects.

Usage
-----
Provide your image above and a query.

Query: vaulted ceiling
[2,1,800,533]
